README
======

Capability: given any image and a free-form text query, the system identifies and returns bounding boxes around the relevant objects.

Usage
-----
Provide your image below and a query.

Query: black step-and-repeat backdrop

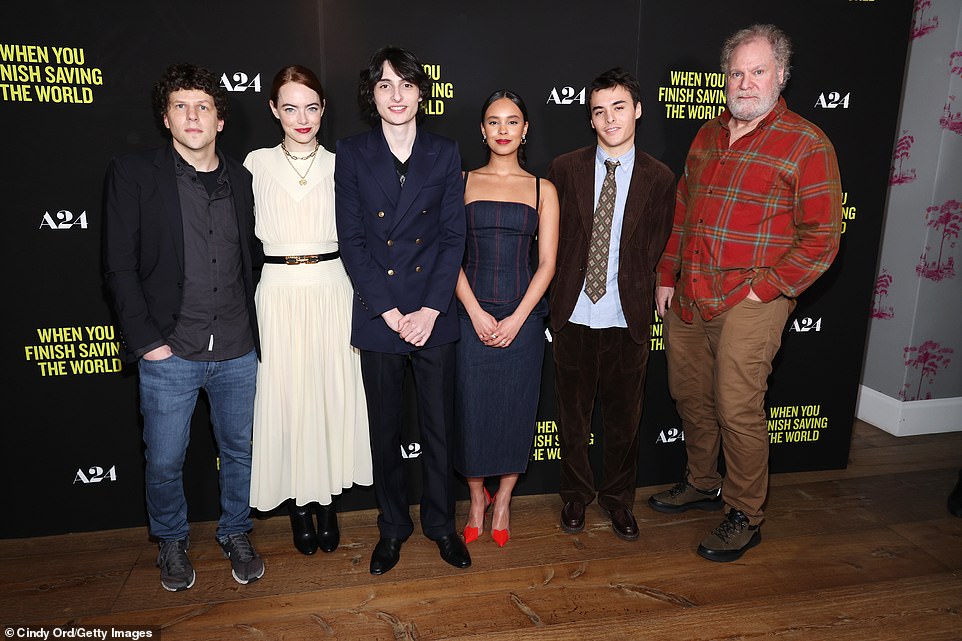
[2,0,912,537]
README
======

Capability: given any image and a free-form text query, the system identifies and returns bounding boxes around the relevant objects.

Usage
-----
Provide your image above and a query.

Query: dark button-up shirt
[167,150,254,360]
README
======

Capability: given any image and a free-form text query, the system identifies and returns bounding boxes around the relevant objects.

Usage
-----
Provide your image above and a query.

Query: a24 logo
[655,427,685,444]
[814,92,850,109]
[547,86,586,105]
[221,72,261,92]
[40,210,87,230]
[400,443,422,459]
[789,317,822,332]
[74,465,117,484]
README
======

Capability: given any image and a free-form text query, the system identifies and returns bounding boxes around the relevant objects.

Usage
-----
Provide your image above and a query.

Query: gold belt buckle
[284,254,320,265]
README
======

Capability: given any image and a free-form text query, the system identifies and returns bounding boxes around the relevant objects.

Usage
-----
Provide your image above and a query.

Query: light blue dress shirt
[569,145,635,328]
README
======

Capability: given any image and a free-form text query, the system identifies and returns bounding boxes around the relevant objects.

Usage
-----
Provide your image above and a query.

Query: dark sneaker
[648,481,723,513]
[218,533,265,585]
[157,538,195,592]
[697,510,761,562]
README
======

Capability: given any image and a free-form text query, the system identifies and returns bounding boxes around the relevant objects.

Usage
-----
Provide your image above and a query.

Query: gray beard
[726,90,779,122]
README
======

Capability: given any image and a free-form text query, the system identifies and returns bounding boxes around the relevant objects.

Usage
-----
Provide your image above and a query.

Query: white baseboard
[856,385,962,436]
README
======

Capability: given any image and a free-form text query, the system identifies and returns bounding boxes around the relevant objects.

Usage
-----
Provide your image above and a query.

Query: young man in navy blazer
[103,64,264,591]
[335,46,470,575]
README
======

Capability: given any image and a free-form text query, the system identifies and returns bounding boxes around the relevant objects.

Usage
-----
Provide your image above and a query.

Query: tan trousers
[664,296,795,525]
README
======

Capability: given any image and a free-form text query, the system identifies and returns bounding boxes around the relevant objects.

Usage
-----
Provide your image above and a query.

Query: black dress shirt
[166,150,254,361]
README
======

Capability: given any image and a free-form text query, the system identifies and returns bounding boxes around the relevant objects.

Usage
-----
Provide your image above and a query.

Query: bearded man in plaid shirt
[650,24,842,562]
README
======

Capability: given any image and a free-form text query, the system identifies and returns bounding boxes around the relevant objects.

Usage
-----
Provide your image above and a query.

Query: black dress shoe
[436,533,471,569]
[288,500,318,556]
[603,506,639,541]
[316,503,340,552]
[561,501,585,533]
[370,538,403,575]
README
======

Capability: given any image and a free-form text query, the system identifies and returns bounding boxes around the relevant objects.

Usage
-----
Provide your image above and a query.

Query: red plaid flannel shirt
[656,98,842,322]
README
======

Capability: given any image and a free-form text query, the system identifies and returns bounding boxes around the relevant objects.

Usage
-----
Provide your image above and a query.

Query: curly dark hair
[152,63,229,129]
[357,46,431,126]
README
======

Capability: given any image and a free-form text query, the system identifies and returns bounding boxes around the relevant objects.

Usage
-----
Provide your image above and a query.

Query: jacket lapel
[394,131,438,228]
[620,151,654,246]
[359,127,401,207]
[575,147,596,240]
[154,145,185,272]
[225,156,253,269]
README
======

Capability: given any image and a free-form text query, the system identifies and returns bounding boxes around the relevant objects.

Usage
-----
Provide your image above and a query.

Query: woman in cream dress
[246,65,372,555]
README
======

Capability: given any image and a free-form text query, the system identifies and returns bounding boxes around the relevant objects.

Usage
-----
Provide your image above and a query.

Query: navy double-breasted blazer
[335,126,466,354]
[102,144,262,363]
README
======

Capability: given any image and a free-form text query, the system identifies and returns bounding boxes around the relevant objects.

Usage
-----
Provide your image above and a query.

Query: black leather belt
[264,251,340,265]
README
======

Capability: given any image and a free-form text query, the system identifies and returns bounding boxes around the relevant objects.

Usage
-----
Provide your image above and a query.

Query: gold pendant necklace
[281,140,319,186]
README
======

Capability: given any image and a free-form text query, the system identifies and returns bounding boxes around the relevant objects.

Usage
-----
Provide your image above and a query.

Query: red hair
[270,65,325,104]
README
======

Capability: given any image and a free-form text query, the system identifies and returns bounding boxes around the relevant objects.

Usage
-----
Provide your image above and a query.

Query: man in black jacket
[103,63,264,592]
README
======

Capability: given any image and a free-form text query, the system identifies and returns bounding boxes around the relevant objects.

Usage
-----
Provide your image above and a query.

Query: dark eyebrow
[592,99,628,111]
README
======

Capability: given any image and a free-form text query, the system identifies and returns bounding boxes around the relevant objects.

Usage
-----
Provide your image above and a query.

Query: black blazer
[334,126,466,353]
[103,144,262,363]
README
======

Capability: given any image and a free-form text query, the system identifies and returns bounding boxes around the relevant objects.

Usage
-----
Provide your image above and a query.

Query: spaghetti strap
[535,176,541,212]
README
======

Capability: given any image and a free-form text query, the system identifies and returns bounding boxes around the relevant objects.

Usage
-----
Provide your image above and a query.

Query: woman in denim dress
[454,90,559,547]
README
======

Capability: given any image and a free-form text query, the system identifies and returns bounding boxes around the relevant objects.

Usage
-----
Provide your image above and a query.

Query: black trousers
[360,343,457,540]
[553,323,650,511]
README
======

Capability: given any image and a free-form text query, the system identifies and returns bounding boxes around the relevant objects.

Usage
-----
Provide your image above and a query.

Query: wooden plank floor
[2,420,961,640]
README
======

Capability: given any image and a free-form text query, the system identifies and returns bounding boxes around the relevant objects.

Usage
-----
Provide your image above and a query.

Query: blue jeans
[139,350,257,541]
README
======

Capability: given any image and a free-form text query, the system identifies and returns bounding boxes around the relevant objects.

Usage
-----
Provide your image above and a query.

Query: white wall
[858,0,962,435]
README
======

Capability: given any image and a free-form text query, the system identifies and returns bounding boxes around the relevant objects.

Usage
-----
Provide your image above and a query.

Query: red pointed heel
[463,487,494,544]
[490,491,511,547]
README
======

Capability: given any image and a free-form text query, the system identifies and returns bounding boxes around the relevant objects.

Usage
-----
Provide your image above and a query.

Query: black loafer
[370,537,403,575]
[316,503,340,553]
[435,533,471,569]
[561,501,586,533]
[288,501,318,556]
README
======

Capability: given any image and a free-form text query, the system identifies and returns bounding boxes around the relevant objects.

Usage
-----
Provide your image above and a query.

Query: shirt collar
[595,144,635,168]
[172,144,228,181]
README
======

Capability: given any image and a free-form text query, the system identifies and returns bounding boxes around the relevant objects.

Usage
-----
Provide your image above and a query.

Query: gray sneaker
[697,509,761,562]
[648,481,723,513]
[218,533,265,585]
[157,538,195,592]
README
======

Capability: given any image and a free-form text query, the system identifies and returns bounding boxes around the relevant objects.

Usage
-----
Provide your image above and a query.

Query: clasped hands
[470,310,521,349]
[383,307,440,348]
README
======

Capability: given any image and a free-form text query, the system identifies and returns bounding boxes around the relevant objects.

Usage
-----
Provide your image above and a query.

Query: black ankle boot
[316,502,340,553]
[288,500,318,555]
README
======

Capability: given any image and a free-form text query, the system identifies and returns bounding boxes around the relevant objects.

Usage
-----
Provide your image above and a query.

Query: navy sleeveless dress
[455,181,547,477]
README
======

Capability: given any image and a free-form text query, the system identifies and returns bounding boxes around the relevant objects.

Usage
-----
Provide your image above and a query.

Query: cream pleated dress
[246,144,372,509]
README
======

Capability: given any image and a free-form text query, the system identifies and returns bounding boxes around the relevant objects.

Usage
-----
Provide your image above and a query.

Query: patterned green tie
[584,159,619,303]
